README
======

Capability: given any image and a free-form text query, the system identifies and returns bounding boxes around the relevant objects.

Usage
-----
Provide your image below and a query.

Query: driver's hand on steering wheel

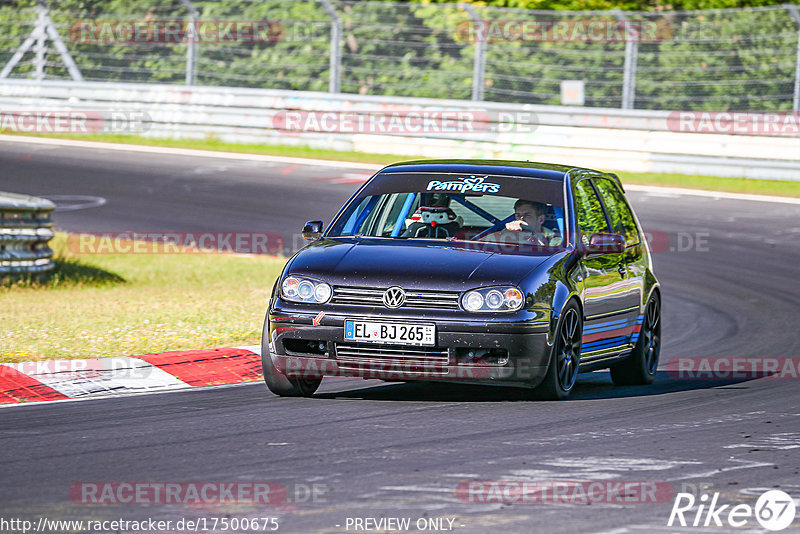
[505,220,531,232]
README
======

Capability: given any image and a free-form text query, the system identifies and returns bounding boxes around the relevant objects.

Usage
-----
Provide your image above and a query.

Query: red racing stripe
[139,348,262,386]
[0,366,69,404]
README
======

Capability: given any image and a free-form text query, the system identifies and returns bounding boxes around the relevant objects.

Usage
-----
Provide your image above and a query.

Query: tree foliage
[415,0,799,12]
[1,0,797,110]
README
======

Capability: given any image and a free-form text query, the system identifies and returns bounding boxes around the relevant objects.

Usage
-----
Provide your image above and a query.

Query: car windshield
[327,172,566,249]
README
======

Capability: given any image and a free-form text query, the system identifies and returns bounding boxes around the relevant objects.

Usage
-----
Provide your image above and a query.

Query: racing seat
[544,205,564,238]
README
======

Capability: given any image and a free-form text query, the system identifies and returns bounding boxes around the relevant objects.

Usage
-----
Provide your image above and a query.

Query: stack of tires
[0,191,55,281]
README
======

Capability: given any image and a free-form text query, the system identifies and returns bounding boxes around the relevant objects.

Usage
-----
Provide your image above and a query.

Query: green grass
[4,131,798,198]
[3,131,401,165]
[0,233,286,363]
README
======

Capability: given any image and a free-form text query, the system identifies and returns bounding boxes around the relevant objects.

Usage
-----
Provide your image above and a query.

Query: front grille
[331,286,460,310]
[335,342,450,375]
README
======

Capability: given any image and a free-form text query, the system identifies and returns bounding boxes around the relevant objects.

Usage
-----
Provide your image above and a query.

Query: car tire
[532,300,582,400]
[261,330,321,397]
[610,293,661,386]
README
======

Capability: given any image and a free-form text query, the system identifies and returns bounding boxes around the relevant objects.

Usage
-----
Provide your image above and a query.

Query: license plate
[344,320,436,346]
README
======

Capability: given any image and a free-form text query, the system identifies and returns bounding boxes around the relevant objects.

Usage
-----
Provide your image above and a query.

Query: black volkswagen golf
[262,160,661,400]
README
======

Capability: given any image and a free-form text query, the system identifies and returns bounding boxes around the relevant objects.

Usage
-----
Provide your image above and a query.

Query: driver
[504,199,562,246]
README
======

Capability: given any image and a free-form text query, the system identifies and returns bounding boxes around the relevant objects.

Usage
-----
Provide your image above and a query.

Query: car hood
[287,238,554,290]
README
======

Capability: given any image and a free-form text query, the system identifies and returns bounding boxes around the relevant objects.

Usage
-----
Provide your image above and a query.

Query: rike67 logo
[668,489,796,531]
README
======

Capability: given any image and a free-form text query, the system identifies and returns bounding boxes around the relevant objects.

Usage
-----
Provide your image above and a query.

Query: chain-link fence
[1,0,799,111]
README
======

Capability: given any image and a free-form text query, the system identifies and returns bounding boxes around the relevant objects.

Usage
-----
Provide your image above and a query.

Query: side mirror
[583,233,625,255]
[302,220,324,241]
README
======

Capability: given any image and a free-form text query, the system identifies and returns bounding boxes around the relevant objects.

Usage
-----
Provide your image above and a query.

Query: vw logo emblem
[382,286,406,309]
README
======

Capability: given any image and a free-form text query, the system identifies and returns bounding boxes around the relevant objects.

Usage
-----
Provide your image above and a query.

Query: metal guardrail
[0,78,799,180]
[0,191,56,277]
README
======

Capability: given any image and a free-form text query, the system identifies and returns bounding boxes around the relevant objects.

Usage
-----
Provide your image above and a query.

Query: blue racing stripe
[583,314,645,334]
[581,336,631,352]
[584,319,637,334]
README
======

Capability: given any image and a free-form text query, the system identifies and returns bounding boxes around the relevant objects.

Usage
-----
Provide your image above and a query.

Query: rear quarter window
[593,179,640,247]
[573,179,609,244]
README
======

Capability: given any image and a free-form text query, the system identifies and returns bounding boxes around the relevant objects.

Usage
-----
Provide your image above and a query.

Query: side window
[593,179,640,246]
[573,179,609,244]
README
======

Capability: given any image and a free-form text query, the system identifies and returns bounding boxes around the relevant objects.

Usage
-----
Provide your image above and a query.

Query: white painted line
[505,468,618,481]
[5,357,189,398]
[626,184,800,205]
[379,486,454,494]
[664,458,774,483]
[3,134,797,204]
[723,432,800,450]
[540,457,701,471]
[0,380,261,410]
[44,195,107,212]
[0,134,380,170]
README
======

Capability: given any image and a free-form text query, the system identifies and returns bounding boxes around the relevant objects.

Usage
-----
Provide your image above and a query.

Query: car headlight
[462,286,524,312]
[281,276,332,304]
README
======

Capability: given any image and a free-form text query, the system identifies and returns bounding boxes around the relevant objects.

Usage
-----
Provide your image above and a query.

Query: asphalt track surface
[1,138,799,534]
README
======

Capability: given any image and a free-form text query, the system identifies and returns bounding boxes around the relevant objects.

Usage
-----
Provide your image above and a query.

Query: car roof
[378,159,600,181]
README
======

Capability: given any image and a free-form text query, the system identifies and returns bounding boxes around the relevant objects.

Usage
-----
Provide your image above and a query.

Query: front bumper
[265,306,552,388]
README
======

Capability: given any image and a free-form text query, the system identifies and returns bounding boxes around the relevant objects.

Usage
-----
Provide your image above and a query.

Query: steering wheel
[475,223,559,248]
[473,218,533,240]
[479,222,534,237]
